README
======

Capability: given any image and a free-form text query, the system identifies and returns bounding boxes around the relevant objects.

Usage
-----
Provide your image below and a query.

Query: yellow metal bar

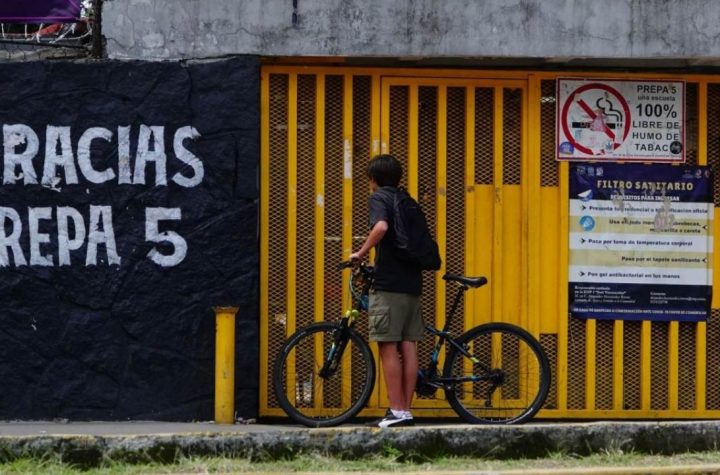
[342,72,354,258]
[492,331,503,406]
[368,73,382,408]
[585,319,596,410]
[381,76,526,89]
[641,321,652,410]
[526,77,541,338]
[538,408,720,419]
[286,74,298,405]
[613,320,624,410]
[558,161,569,410]
[697,81,709,411]
[465,86,476,330]
[259,70,271,415]
[699,81,708,167]
[492,87,504,324]
[266,405,720,420]
[518,83,540,404]
[264,65,720,84]
[436,85,448,332]
[315,74,326,325]
[214,306,238,424]
[342,74,354,408]
[668,322,679,410]
[313,74,326,408]
[371,74,381,156]
[377,78,390,408]
[697,321,707,411]
[408,84,419,196]
[698,81,712,412]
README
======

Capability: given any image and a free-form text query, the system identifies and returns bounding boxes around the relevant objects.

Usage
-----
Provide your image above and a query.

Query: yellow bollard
[213,306,238,424]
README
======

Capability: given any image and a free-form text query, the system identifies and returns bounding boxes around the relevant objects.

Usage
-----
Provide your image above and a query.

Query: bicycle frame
[318,262,373,379]
[421,283,499,389]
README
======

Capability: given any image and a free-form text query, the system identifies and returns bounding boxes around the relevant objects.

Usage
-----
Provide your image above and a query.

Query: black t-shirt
[368,186,422,296]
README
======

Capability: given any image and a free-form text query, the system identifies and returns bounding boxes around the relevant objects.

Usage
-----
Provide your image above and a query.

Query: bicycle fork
[318,312,356,379]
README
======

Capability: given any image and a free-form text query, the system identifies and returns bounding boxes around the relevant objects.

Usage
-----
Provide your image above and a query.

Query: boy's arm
[349,220,388,261]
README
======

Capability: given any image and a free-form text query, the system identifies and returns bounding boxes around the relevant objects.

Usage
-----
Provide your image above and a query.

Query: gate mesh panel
[502,331,520,399]
[651,322,669,410]
[540,334,557,409]
[679,322,696,410]
[297,75,316,332]
[324,75,345,318]
[568,317,586,409]
[475,88,494,185]
[446,87,466,336]
[503,88,522,185]
[324,76,347,321]
[708,85,720,411]
[623,321,642,410]
[323,75,345,408]
[352,76,372,399]
[685,83,698,166]
[708,84,720,206]
[595,320,614,410]
[390,86,409,186]
[418,86,438,386]
[352,76,371,325]
[707,309,720,410]
[268,74,289,409]
[540,80,559,187]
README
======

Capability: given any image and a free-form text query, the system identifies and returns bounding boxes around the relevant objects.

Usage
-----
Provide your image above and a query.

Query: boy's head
[366,154,402,188]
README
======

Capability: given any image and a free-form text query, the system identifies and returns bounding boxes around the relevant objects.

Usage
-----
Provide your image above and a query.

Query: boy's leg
[378,341,405,410]
[399,340,418,410]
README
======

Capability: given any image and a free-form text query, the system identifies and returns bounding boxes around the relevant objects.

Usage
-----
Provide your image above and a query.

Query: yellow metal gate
[261,67,720,419]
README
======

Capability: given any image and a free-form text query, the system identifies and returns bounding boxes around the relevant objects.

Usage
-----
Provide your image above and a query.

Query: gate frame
[260,65,717,420]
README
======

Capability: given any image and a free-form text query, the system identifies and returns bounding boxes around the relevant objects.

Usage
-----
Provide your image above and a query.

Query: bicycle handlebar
[337,260,356,270]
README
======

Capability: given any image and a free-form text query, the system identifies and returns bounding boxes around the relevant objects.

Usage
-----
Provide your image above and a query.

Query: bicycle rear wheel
[443,322,550,424]
[273,322,375,427]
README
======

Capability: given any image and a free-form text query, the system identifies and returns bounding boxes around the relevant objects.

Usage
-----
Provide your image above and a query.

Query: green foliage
[4,450,720,473]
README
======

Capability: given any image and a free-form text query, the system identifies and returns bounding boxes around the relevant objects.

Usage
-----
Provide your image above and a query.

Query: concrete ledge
[2,421,720,466]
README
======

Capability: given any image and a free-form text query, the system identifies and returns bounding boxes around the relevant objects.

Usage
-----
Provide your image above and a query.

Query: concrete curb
[2,421,720,466]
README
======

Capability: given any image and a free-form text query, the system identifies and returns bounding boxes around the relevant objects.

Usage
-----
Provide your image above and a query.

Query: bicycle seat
[442,274,488,288]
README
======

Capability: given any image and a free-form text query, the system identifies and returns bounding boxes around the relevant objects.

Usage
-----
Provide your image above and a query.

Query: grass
[4,450,720,474]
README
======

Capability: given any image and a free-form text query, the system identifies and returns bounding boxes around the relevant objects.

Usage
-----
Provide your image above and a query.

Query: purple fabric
[0,0,80,23]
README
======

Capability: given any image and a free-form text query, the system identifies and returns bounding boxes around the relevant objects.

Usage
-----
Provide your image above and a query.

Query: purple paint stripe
[0,0,81,22]
[0,17,78,21]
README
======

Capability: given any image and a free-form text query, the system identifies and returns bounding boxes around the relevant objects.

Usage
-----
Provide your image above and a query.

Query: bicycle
[273,260,551,428]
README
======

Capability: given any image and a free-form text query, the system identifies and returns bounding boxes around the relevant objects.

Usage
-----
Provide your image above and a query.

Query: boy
[349,154,423,428]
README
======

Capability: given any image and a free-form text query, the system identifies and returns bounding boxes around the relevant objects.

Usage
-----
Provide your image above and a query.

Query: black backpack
[390,188,442,271]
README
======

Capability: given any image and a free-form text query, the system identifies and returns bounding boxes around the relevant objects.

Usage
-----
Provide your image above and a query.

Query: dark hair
[366,154,402,187]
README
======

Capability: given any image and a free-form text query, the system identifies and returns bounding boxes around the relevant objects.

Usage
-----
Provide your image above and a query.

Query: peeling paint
[103,0,720,61]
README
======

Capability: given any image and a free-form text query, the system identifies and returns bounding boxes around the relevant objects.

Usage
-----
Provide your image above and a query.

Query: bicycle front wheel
[273,322,376,427]
[443,322,550,424]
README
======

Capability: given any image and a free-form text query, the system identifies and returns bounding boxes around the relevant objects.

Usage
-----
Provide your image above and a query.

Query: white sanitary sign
[556,78,685,162]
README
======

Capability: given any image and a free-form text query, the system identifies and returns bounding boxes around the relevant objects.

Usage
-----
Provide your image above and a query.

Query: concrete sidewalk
[2,419,720,466]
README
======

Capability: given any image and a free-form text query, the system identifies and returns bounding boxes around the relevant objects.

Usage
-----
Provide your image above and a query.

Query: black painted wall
[0,57,259,420]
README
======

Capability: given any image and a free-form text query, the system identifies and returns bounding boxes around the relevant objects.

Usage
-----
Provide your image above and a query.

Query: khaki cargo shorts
[367,290,424,342]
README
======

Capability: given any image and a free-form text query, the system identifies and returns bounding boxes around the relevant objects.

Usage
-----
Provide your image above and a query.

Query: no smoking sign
[557,78,685,162]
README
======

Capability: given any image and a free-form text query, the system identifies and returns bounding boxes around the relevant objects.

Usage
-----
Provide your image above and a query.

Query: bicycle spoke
[274,322,375,427]
[444,322,550,424]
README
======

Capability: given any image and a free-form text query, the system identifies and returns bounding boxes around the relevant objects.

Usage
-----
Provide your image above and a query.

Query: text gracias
[0,124,204,268]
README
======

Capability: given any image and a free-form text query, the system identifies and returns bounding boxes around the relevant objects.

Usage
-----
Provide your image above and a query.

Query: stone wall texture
[0,57,259,420]
[103,0,720,61]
